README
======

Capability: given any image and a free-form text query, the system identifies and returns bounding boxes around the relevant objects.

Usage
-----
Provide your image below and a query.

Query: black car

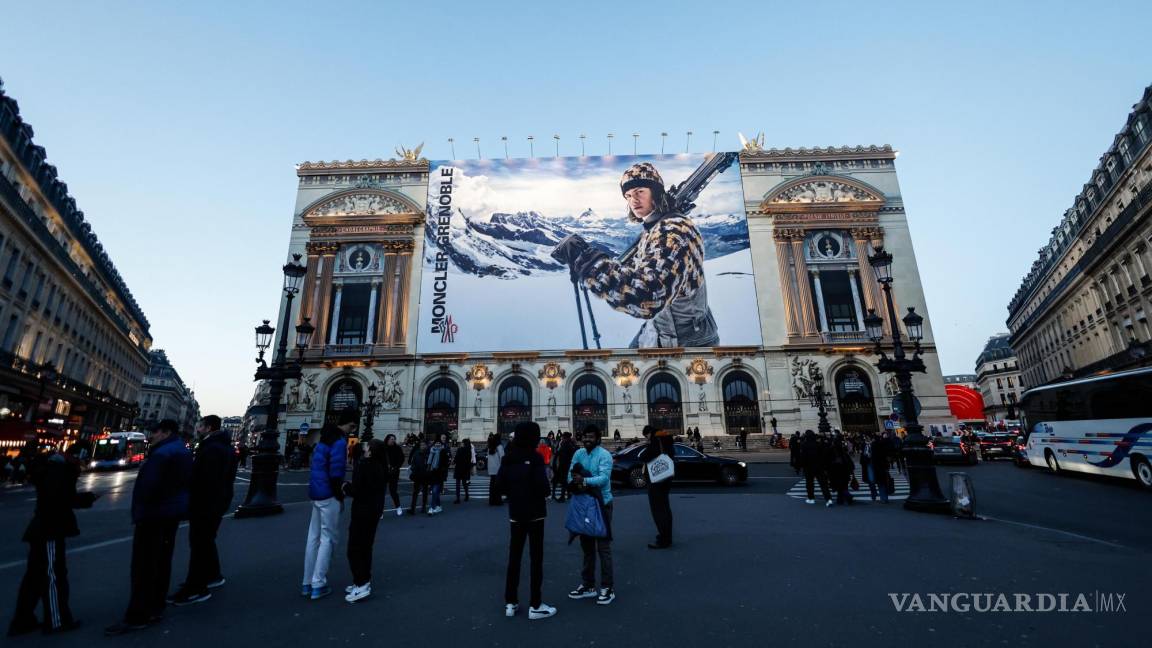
[930,437,977,465]
[611,443,748,488]
[977,433,1015,461]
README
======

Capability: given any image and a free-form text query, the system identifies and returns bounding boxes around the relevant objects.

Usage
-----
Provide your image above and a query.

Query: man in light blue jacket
[566,426,615,606]
[301,419,349,600]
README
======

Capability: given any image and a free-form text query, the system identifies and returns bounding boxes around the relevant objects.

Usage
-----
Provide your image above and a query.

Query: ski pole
[580,284,602,349]
[569,264,589,350]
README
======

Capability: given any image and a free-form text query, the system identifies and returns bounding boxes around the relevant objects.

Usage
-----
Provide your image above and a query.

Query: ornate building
[262,145,949,445]
[0,79,151,451]
[136,349,200,434]
[973,334,1023,424]
[1008,85,1152,387]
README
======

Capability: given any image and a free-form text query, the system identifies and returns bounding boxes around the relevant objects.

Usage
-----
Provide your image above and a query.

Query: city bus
[88,432,148,470]
[1019,367,1152,489]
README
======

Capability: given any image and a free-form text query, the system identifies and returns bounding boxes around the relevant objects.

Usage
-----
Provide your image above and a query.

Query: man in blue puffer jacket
[105,419,193,637]
[301,417,350,600]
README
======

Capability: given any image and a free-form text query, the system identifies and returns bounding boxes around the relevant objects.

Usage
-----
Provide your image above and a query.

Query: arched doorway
[646,373,683,433]
[571,374,607,437]
[423,378,459,440]
[722,371,760,436]
[498,376,532,439]
[324,379,362,427]
[835,366,880,435]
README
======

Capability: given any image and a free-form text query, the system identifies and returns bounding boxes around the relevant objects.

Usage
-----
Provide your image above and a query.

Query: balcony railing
[0,348,135,411]
[820,331,872,344]
[323,344,373,357]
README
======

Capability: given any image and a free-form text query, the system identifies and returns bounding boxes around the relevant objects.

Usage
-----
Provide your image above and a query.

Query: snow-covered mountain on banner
[426,207,750,279]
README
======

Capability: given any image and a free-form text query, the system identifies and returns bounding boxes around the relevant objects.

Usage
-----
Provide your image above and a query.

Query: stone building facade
[1008,85,1152,387]
[973,334,1023,424]
[261,144,949,446]
[0,79,151,450]
[136,349,200,434]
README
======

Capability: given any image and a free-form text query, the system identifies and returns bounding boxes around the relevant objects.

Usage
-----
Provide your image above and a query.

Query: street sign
[890,395,922,417]
[884,420,895,431]
[299,422,310,433]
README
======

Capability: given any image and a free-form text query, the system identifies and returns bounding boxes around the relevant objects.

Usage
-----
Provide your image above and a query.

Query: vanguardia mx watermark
[889,592,1127,613]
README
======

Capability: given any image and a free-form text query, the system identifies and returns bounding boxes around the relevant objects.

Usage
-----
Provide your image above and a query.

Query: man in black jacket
[496,422,556,620]
[638,426,674,549]
[8,447,96,637]
[169,415,237,606]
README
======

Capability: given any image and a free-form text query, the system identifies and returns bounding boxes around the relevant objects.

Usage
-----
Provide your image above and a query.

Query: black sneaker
[206,576,226,589]
[171,590,212,606]
[596,588,615,605]
[104,621,148,637]
[568,585,598,599]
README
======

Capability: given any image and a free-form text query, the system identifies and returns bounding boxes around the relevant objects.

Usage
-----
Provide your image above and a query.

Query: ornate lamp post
[808,376,833,436]
[235,255,314,518]
[865,248,949,513]
[361,383,381,443]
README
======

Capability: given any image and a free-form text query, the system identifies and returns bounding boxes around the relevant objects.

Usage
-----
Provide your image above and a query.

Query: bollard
[949,472,976,519]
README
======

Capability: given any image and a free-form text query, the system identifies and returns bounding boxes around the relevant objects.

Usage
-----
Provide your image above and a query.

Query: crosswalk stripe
[786,472,911,502]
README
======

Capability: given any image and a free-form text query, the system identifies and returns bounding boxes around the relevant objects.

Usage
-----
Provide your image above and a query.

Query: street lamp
[362,383,381,443]
[235,254,311,519]
[808,376,832,436]
[866,247,949,513]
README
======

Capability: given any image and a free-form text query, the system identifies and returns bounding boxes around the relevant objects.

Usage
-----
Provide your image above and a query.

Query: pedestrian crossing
[786,471,910,502]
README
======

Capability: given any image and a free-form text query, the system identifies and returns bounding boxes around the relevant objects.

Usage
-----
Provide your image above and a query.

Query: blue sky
[1,1,1149,414]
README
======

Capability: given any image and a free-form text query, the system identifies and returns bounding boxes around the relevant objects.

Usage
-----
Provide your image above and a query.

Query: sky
[1,0,1149,415]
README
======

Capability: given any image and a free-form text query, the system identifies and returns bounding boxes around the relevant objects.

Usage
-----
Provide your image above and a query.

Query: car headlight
[89,461,97,468]
[738,462,746,468]
[118,459,127,465]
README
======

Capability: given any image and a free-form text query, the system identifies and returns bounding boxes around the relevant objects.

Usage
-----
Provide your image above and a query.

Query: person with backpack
[342,439,388,603]
[407,441,429,515]
[496,422,556,620]
[638,426,674,549]
[567,425,615,606]
[382,434,405,516]
[300,422,348,601]
[453,439,474,504]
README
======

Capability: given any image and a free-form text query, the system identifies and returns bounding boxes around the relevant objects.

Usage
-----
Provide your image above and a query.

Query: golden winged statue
[395,142,425,161]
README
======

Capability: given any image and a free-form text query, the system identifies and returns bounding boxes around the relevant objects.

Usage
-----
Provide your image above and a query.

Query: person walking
[407,441,429,515]
[496,422,556,620]
[169,415,237,606]
[798,430,831,506]
[638,426,674,549]
[453,439,474,504]
[567,426,615,606]
[552,432,576,502]
[382,434,405,516]
[104,420,193,637]
[9,447,96,637]
[300,423,348,601]
[827,437,855,506]
[486,434,505,506]
[871,431,893,503]
[425,438,449,515]
[343,439,388,603]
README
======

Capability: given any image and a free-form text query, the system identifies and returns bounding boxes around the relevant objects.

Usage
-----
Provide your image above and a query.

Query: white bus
[1019,367,1152,489]
[89,431,148,470]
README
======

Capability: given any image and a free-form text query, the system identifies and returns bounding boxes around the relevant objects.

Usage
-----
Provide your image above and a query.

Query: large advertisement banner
[417,153,762,353]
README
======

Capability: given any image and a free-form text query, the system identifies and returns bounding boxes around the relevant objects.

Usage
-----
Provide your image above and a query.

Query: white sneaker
[396,508,404,517]
[529,604,557,620]
[825,500,834,508]
[505,603,519,617]
[805,499,815,504]
[345,583,371,603]
[345,585,355,594]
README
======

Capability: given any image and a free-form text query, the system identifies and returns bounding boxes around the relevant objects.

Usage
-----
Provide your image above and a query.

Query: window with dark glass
[333,283,371,345]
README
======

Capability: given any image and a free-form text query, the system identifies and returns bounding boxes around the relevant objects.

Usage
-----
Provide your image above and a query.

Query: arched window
[498,376,533,439]
[423,377,459,439]
[834,367,879,435]
[646,373,683,433]
[722,371,760,435]
[571,374,607,437]
[324,379,362,427]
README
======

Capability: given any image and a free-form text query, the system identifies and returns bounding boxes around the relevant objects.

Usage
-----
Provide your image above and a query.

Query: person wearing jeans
[497,422,555,620]
[301,422,348,599]
[567,425,615,606]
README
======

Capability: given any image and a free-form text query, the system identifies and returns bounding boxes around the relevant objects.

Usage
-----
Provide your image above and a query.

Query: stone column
[328,283,344,346]
[378,254,398,345]
[1130,246,1149,280]
[366,280,381,345]
[393,251,412,345]
[299,252,320,323]
[773,236,799,336]
[848,269,866,330]
[313,250,338,346]
[789,236,819,337]
[811,269,829,333]
[851,228,892,336]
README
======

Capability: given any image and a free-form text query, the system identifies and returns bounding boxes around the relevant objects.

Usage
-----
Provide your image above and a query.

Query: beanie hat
[513,421,541,449]
[620,162,664,196]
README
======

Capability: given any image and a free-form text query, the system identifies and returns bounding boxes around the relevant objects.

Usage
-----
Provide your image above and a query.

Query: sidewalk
[7,489,1142,647]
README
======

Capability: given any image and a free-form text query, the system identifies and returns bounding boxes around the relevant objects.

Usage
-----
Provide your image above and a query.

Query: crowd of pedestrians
[791,427,906,507]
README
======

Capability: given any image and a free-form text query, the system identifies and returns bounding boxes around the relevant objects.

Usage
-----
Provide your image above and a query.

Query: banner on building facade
[417,154,763,353]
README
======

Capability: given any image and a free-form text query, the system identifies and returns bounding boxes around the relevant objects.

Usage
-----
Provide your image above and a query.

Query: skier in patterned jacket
[553,162,718,348]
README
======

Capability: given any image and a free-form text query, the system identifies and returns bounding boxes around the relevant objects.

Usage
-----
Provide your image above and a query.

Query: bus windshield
[92,439,123,461]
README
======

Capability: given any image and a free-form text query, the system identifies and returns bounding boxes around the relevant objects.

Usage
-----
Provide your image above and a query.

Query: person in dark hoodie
[169,415,238,606]
[425,437,450,515]
[827,436,855,506]
[453,438,474,503]
[551,432,577,502]
[342,439,388,603]
[299,422,347,601]
[8,446,96,637]
[105,420,193,637]
[798,430,832,507]
[496,422,556,620]
[407,440,429,515]
[382,434,405,516]
[638,426,674,549]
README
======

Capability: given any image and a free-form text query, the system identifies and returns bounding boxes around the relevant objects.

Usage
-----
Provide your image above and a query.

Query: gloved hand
[551,234,590,265]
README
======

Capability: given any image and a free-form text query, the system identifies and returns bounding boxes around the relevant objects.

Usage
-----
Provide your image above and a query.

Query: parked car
[930,437,977,465]
[611,442,748,488]
[977,433,1016,461]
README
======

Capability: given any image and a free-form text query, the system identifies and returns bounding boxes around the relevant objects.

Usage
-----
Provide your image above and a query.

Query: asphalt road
[0,456,1147,647]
